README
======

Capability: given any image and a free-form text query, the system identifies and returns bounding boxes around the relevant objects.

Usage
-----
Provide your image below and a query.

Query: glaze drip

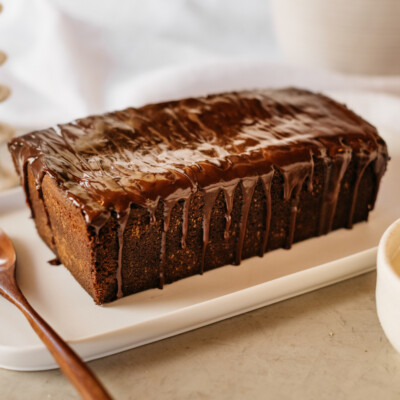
[181,197,190,249]
[286,180,305,249]
[318,151,352,235]
[222,183,237,240]
[90,211,112,244]
[260,170,274,256]
[372,151,390,208]
[347,152,375,228]
[279,152,315,249]
[8,88,389,300]
[116,211,129,298]
[160,199,178,288]
[201,188,220,274]
[235,177,258,264]
[48,257,61,266]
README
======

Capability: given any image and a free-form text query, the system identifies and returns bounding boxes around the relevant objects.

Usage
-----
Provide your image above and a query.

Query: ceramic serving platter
[0,84,399,371]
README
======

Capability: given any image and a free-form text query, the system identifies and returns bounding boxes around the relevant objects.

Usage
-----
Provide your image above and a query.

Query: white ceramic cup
[376,218,400,352]
[270,0,400,75]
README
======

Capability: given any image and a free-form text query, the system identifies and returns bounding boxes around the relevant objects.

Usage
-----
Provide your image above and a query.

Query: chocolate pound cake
[8,88,389,304]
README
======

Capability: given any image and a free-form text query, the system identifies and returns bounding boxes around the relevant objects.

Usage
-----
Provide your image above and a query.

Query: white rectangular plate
[0,87,399,371]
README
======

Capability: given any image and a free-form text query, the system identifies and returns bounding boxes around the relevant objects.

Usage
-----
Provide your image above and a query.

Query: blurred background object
[270,0,400,75]
[0,2,18,191]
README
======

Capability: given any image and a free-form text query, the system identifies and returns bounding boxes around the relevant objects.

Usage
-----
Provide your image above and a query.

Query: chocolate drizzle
[48,257,61,266]
[347,152,375,229]
[278,151,315,248]
[235,177,258,264]
[372,151,389,207]
[7,88,389,300]
[181,198,190,249]
[222,183,237,240]
[116,211,129,298]
[260,171,274,256]
[318,151,352,235]
[160,199,178,288]
[201,188,220,274]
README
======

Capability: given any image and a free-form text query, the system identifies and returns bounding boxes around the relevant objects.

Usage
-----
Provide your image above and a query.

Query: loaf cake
[8,88,389,304]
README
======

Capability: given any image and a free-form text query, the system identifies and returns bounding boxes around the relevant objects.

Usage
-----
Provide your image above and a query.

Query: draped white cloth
[0,0,400,190]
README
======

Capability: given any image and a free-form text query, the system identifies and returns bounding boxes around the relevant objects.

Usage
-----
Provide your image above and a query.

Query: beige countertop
[1,270,400,400]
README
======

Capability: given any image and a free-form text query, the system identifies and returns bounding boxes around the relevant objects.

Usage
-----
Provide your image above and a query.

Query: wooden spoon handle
[12,289,113,400]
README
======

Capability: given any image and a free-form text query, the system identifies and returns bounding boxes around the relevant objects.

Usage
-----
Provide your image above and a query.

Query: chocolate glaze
[116,211,129,298]
[160,199,176,288]
[222,182,237,240]
[201,188,220,273]
[318,149,351,235]
[260,171,274,256]
[236,177,258,264]
[181,197,190,249]
[348,152,375,229]
[8,88,389,299]
[48,257,61,266]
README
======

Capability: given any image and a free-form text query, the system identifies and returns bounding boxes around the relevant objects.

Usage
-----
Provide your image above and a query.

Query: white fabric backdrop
[2,0,400,128]
[1,0,400,190]
[0,0,277,128]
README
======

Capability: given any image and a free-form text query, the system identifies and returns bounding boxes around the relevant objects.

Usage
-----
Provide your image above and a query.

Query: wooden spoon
[0,228,113,400]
